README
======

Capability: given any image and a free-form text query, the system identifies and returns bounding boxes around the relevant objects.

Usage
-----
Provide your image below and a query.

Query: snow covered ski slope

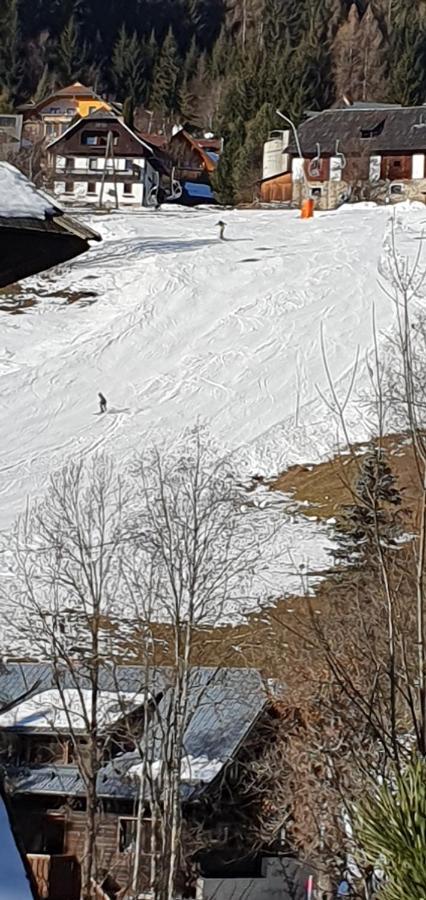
[0,203,420,601]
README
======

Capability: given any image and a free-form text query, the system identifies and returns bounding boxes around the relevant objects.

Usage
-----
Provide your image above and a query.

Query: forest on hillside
[1,0,426,200]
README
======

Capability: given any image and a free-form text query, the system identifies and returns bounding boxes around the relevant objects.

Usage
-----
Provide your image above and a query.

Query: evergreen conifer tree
[55,15,86,85]
[150,27,181,115]
[331,445,402,568]
[0,0,23,103]
[388,8,426,106]
[112,26,146,105]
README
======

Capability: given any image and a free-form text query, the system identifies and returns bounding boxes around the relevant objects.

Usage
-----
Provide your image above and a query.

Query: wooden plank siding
[381,155,413,180]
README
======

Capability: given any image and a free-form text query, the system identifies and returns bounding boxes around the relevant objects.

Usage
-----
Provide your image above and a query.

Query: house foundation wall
[196,857,311,900]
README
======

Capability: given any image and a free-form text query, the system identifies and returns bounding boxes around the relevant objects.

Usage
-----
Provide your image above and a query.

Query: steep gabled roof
[18,82,113,115]
[46,111,158,158]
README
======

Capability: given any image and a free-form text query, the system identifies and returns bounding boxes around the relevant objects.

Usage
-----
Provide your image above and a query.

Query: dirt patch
[271,433,422,523]
[46,289,98,306]
[0,284,38,315]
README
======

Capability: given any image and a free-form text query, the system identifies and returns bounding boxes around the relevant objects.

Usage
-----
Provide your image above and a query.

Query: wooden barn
[286,101,426,210]
[168,129,221,204]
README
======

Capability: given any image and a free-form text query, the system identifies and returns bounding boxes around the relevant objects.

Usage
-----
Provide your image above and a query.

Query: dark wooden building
[0,664,287,900]
[168,129,221,204]
[0,161,100,289]
[286,102,426,209]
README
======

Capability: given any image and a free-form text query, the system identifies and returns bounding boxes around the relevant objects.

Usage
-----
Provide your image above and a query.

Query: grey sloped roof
[3,665,268,800]
[287,106,426,155]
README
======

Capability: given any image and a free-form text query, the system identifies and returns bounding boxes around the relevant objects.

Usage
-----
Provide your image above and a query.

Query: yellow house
[19,83,119,144]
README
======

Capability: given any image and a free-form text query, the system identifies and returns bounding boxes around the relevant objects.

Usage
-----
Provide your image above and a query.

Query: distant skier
[216,220,226,240]
[98,392,107,414]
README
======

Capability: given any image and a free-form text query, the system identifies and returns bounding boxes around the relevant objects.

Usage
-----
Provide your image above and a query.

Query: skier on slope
[98,392,107,414]
[216,220,226,240]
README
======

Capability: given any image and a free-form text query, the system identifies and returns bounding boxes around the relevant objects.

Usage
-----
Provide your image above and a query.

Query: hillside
[2,2,426,201]
[0,202,418,618]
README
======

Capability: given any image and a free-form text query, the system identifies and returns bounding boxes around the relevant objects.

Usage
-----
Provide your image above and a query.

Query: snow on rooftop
[131,754,223,785]
[0,688,145,732]
[0,162,60,220]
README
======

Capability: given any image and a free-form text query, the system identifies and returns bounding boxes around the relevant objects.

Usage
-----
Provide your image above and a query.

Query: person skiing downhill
[98,392,107,414]
[216,220,226,240]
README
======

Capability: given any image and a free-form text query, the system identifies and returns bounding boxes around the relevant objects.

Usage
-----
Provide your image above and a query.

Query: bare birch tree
[1,456,129,899]
[122,430,277,900]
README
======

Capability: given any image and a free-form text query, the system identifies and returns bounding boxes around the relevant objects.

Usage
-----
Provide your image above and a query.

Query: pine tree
[112,26,146,105]
[150,27,181,115]
[388,8,426,106]
[55,15,86,85]
[233,102,274,201]
[32,64,53,103]
[0,0,23,103]
[331,445,402,568]
[211,132,239,205]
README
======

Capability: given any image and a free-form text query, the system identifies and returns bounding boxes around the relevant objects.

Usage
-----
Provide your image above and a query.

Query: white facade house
[47,111,167,209]
[52,154,152,207]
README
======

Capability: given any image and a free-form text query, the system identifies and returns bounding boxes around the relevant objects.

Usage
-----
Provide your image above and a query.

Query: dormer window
[360,120,385,139]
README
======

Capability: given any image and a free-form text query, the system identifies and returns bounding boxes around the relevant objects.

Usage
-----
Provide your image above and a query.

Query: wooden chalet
[168,129,221,204]
[47,111,178,209]
[0,162,100,289]
[0,663,304,900]
[286,101,426,209]
[18,82,118,145]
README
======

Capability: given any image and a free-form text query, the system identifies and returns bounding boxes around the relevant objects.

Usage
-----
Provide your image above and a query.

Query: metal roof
[286,105,426,156]
[2,665,267,800]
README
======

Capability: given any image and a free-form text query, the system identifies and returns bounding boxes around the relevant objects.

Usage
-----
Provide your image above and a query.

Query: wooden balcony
[27,854,81,900]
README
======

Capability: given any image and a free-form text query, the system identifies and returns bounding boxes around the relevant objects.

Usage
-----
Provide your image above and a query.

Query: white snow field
[0,202,422,609]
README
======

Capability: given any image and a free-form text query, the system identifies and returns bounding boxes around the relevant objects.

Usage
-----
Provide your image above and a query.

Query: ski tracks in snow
[0,203,423,609]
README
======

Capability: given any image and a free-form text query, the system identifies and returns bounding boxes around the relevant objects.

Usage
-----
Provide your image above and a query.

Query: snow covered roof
[2,665,269,799]
[0,785,37,899]
[0,162,60,220]
[0,688,147,734]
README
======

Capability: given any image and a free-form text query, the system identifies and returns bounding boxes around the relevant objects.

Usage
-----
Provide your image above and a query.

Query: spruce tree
[112,26,146,105]
[388,9,426,106]
[331,445,402,568]
[150,27,181,116]
[55,15,86,85]
[0,0,23,103]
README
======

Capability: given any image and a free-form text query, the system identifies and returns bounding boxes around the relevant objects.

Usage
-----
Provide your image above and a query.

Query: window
[360,119,385,139]
[42,815,65,855]
[45,123,58,136]
[118,817,137,853]
[82,132,99,146]
[65,181,74,194]
[65,157,74,171]
[123,183,133,195]
[89,158,98,171]
[87,182,97,194]
[125,159,133,172]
